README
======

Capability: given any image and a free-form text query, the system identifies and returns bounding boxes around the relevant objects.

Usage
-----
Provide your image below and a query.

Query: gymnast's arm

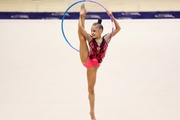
[78,17,92,42]
[104,12,121,42]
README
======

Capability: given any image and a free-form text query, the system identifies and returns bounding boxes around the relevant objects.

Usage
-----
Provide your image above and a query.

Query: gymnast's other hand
[107,11,114,18]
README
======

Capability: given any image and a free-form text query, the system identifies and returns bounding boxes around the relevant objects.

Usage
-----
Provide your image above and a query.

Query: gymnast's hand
[107,11,114,18]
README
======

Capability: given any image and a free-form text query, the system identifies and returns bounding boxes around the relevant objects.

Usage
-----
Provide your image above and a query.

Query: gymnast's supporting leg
[87,67,98,120]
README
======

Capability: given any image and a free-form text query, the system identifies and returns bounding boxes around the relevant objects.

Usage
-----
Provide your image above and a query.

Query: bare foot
[80,3,87,17]
[90,111,96,120]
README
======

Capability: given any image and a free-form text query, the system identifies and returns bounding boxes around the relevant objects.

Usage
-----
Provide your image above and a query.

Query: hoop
[61,0,114,52]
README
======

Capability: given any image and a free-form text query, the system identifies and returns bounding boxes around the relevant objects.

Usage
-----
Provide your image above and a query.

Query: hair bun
[97,18,102,24]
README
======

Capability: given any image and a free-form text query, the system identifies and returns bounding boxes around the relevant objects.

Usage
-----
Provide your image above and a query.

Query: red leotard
[83,36,108,68]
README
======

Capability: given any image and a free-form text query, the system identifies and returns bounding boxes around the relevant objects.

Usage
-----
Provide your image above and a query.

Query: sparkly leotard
[83,36,108,68]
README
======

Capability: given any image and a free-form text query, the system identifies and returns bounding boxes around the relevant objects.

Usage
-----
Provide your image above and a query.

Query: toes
[80,3,87,17]
[81,3,85,9]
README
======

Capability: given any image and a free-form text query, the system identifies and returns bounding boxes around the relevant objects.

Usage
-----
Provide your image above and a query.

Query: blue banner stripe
[0,12,180,19]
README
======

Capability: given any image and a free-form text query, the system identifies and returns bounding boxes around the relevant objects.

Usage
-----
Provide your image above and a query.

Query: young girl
[78,4,121,120]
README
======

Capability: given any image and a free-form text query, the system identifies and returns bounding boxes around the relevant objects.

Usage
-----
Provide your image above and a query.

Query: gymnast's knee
[88,88,95,94]
[78,33,86,42]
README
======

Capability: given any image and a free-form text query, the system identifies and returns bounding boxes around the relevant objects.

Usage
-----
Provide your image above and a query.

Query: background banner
[0,11,180,19]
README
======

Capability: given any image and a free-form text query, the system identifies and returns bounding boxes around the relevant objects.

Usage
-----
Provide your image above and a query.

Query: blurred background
[0,0,180,12]
[0,0,180,120]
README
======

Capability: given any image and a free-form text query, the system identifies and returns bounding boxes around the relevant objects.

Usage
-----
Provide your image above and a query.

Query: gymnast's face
[91,25,103,39]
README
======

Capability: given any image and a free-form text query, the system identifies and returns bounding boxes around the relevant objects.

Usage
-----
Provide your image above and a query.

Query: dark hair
[97,18,102,24]
[93,18,103,30]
